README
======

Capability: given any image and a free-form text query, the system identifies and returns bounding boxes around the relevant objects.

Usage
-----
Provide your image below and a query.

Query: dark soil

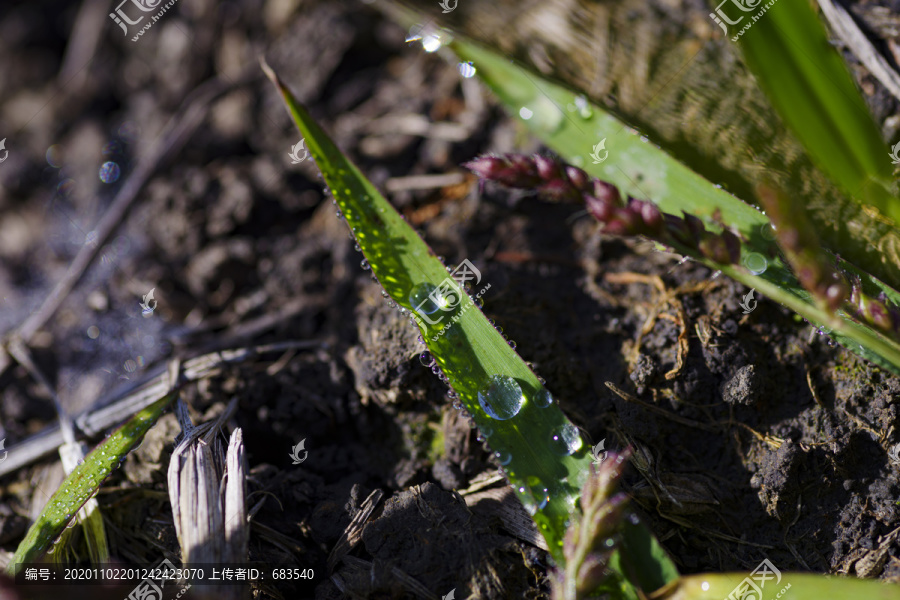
[1,1,900,599]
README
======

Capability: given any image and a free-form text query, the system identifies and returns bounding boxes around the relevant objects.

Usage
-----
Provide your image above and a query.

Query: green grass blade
[447,37,900,375]
[263,62,678,592]
[661,573,900,600]
[58,442,109,565]
[8,392,176,569]
[731,0,900,226]
[617,518,680,593]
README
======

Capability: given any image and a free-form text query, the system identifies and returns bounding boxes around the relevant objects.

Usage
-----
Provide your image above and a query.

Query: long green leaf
[447,36,900,375]
[731,0,900,226]
[659,572,900,600]
[263,62,678,594]
[9,392,176,569]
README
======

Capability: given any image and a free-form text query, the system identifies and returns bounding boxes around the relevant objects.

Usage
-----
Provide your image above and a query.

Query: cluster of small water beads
[325,172,588,532]
[41,443,127,555]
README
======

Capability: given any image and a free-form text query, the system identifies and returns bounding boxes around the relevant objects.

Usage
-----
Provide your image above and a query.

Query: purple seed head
[565,166,590,191]
[541,179,578,202]
[534,155,561,181]
[463,155,507,179]
[593,181,622,206]
[585,195,615,222]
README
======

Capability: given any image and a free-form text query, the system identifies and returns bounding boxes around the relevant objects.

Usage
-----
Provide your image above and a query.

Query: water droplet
[549,424,583,455]
[533,388,554,408]
[519,107,534,120]
[508,340,517,349]
[527,476,550,511]
[405,23,424,42]
[409,282,439,315]
[479,422,494,437]
[760,222,777,241]
[574,95,593,119]
[419,352,435,369]
[516,486,538,515]
[742,252,767,275]
[360,259,370,270]
[422,32,443,52]
[603,537,616,548]
[478,375,525,420]
[458,62,476,78]
[99,161,120,183]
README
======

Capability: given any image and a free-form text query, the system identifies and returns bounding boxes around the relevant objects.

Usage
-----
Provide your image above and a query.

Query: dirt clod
[722,364,760,406]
